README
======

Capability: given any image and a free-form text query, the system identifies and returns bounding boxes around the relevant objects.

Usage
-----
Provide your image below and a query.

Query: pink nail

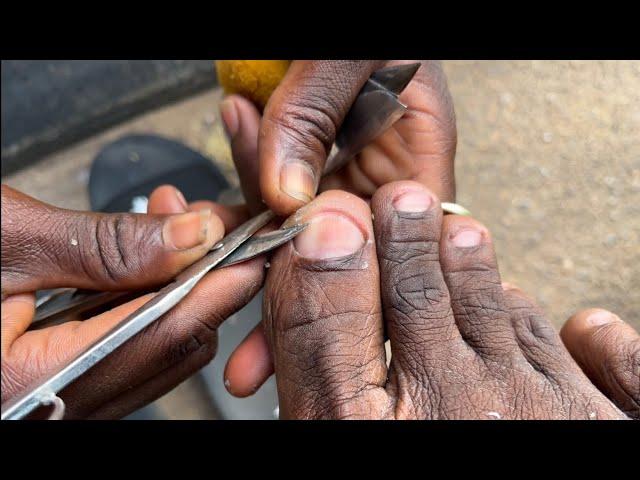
[393,189,434,213]
[294,213,365,260]
[452,229,482,247]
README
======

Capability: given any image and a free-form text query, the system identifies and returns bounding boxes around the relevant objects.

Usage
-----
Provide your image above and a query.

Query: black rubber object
[89,134,229,213]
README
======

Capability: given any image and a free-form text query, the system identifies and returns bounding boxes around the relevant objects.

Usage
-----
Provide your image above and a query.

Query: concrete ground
[4,60,639,418]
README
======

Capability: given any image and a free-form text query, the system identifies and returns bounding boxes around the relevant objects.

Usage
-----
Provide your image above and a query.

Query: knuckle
[91,214,131,282]
[269,99,337,153]
[88,214,159,283]
[381,240,445,312]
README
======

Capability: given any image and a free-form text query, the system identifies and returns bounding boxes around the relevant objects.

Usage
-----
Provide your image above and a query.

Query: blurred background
[2,60,639,419]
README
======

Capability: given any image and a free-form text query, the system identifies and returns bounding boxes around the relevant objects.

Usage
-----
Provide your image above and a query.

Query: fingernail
[294,213,365,260]
[587,310,622,327]
[451,228,482,247]
[163,210,212,250]
[220,98,238,140]
[280,162,316,203]
[393,189,435,213]
[174,188,188,211]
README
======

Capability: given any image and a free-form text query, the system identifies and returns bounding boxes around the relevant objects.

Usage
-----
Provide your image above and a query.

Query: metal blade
[218,223,308,268]
[369,63,421,96]
[323,63,420,176]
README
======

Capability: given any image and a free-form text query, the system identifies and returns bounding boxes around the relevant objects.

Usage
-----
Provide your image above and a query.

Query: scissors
[1,62,421,420]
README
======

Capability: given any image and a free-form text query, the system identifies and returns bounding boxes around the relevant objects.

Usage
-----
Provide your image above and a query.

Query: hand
[221,60,457,396]
[220,60,456,215]
[259,181,639,419]
[1,184,263,419]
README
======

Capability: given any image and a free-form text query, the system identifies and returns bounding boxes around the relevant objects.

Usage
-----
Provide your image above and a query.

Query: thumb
[1,184,224,297]
[259,60,384,216]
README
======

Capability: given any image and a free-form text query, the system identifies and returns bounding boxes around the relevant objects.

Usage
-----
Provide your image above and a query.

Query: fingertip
[442,215,492,249]
[561,308,623,340]
[2,292,36,307]
[148,185,188,215]
[372,180,441,215]
[188,201,250,232]
[224,325,274,398]
[261,172,315,217]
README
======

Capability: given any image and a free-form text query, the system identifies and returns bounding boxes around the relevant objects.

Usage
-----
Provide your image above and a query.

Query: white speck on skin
[487,411,502,420]
[589,412,596,419]
[264,262,271,269]
[70,238,78,246]
[224,378,230,388]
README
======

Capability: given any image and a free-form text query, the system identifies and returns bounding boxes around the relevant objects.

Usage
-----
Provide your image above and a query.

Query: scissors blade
[369,63,421,96]
[218,222,308,268]
[30,223,304,328]
[33,289,127,325]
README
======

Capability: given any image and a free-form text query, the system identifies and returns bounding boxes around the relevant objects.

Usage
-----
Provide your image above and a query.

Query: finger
[147,184,251,233]
[84,338,217,420]
[147,184,189,214]
[263,190,388,419]
[3,293,153,403]
[371,180,469,412]
[561,309,640,419]
[57,256,266,418]
[1,293,35,354]
[187,201,250,232]
[439,215,521,361]
[259,60,384,216]
[224,322,274,398]
[1,184,223,296]
[220,95,264,214]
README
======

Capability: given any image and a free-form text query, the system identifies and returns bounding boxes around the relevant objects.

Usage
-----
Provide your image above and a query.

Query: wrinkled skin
[261,182,640,420]
[1,184,261,419]
[223,60,458,394]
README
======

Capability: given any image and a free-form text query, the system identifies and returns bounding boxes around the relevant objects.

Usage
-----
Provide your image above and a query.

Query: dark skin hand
[1,184,261,419]
[259,181,639,419]
[221,60,457,215]
[223,60,458,395]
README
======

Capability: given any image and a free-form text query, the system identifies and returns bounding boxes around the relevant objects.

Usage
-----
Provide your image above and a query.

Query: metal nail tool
[1,63,421,420]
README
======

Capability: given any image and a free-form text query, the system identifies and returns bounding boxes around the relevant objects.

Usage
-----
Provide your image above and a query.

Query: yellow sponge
[215,60,291,110]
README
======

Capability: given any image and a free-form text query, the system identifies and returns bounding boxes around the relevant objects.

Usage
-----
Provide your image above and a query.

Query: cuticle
[290,209,371,268]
